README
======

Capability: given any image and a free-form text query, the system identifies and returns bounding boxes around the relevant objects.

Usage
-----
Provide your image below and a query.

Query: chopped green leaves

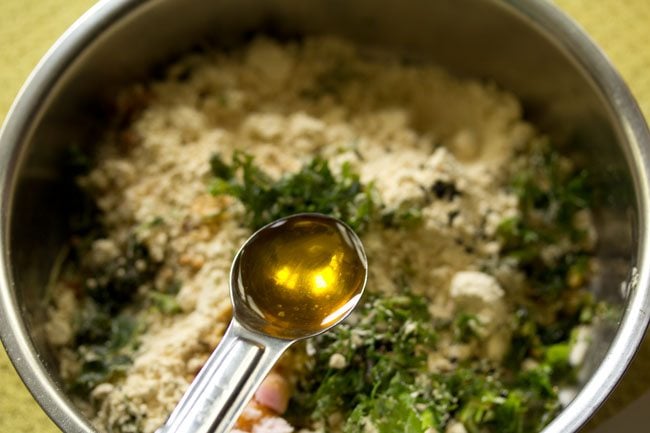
[290,291,564,433]
[209,153,235,179]
[289,293,437,426]
[149,279,182,315]
[149,291,182,315]
[209,151,376,232]
[85,236,158,314]
[209,151,433,231]
[453,313,482,343]
[498,140,593,301]
[68,236,159,393]
[494,140,598,428]
[72,313,141,393]
[345,375,439,433]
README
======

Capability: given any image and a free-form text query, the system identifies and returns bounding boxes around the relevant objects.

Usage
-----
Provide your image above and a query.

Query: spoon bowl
[232,213,367,339]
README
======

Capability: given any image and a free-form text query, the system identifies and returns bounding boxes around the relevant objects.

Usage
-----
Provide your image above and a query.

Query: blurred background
[1,0,649,431]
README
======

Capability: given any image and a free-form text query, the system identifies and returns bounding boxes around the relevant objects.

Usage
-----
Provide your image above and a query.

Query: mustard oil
[234,214,367,338]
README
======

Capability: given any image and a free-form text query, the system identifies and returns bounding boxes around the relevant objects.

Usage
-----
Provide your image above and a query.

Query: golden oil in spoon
[233,213,367,339]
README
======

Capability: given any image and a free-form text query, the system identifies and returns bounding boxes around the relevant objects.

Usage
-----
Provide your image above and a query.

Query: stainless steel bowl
[1,0,649,432]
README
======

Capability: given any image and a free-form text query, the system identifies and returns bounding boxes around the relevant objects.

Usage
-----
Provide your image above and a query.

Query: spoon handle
[156,319,291,433]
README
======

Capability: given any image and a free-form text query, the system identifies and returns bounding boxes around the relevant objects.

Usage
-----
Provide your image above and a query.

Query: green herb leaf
[85,236,158,314]
[209,151,376,232]
[498,140,593,301]
[72,314,142,393]
[149,291,182,315]
[289,293,437,425]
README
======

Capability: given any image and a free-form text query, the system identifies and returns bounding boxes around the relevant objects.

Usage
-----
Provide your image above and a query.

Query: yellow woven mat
[1,1,649,432]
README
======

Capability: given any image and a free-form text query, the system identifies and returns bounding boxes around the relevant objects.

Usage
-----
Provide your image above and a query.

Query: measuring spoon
[156,213,367,433]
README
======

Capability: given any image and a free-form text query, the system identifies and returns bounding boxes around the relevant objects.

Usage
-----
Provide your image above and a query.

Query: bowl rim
[512,2,650,432]
[1,1,650,432]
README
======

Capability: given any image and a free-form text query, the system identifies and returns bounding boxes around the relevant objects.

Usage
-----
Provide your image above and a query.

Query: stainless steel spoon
[156,213,368,433]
